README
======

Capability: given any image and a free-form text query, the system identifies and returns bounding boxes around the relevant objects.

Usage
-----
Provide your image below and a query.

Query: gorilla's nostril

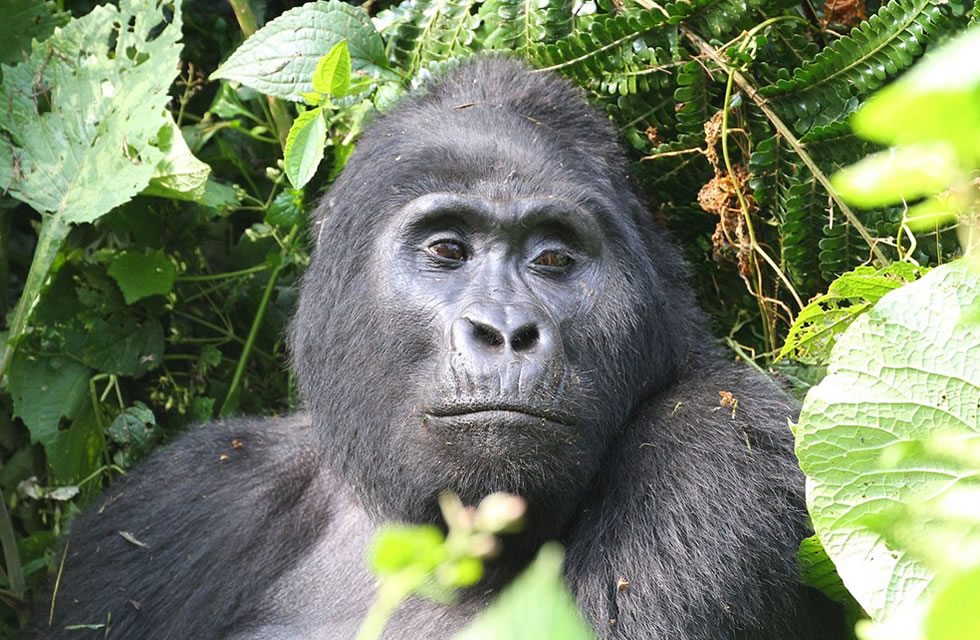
[472,322,505,348]
[511,325,539,352]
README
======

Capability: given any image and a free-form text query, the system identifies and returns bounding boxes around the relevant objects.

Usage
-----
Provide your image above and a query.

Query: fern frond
[750,19,820,86]
[386,0,482,74]
[782,170,827,294]
[674,59,722,135]
[480,0,574,53]
[641,133,713,198]
[747,134,791,210]
[798,122,875,172]
[534,9,669,84]
[665,0,793,40]
[760,0,968,133]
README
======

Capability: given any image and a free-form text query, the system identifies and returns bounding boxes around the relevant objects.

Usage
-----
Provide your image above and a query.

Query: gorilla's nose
[454,303,555,359]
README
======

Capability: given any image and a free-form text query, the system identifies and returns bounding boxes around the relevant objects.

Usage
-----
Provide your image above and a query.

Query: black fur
[34,58,841,639]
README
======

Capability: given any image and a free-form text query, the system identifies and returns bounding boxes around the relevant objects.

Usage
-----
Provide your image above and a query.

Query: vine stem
[722,18,806,314]
[0,490,25,601]
[681,27,890,266]
[219,225,299,417]
[355,575,420,640]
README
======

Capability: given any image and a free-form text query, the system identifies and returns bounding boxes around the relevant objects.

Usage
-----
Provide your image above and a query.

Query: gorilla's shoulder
[635,359,799,453]
[40,415,326,638]
[96,413,320,516]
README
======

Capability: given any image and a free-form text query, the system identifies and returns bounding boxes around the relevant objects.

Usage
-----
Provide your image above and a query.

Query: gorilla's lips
[425,402,577,428]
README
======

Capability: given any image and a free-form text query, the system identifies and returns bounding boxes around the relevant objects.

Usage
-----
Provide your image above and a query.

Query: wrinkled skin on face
[290,60,693,539]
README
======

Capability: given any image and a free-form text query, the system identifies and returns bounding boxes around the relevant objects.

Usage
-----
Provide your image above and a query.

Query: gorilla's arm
[566,360,838,640]
[36,416,323,639]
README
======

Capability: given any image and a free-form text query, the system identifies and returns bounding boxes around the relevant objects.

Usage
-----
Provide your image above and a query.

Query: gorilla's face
[382,193,601,452]
[291,61,685,535]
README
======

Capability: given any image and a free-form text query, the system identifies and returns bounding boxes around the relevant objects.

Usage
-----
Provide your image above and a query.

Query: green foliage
[384,0,483,73]
[834,26,980,231]
[8,354,90,452]
[360,493,589,640]
[779,263,928,363]
[210,0,395,101]
[454,544,595,640]
[0,0,69,67]
[0,0,188,380]
[761,0,966,133]
[107,250,178,305]
[284,108,329,189]
[284,41,356,189]
[795,260,980,624]
[359,493,526,640]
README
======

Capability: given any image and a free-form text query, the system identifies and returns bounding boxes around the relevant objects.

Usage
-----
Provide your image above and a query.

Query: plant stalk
[225,0,293,149]
[219,225,299,417]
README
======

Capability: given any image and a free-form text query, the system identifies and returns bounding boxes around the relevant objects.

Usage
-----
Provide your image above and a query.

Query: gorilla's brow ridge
[398,192,603,240]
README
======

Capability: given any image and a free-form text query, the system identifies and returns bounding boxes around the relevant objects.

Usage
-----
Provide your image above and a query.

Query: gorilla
[36,58,840,639]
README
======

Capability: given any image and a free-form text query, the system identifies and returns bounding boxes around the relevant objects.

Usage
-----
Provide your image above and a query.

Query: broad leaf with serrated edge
[0,0,183,376]
[284,107,327,189]
[211,1,394,102]
[796,260,980,621]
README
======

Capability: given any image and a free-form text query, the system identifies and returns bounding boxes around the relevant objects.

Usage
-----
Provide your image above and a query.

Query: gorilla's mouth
[426,403,576,427]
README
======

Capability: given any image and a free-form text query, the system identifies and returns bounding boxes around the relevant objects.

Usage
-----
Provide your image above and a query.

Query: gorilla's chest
[232,495,487,640]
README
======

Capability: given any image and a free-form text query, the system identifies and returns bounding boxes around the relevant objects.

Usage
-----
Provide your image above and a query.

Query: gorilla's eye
[427,240,467,263]
[532,250,573,269]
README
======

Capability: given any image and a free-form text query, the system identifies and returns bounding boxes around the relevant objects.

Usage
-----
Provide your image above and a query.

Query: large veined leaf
[796,260,980,621]
[0,0,184,376]
[8,352,91,449]
[0,0,182,219]
[211,0,396,102]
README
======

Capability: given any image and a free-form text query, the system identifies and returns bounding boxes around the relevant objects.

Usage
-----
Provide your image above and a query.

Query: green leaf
[107,249,178,305]
[283,107,327,189]
[0,0,183,376]
[0,0,69,67]
[8,353,91,448]
[0,0,182,222]
[779,263,927,364]
[210,0,394,102]
[209,83,262,122]
[831,143,959,209]
[142,118,213,203]
[312,40,352,98]
[454,543,594,640]
[266,188,306,228]
[107,402,157,450]
[66,317,165,377]
[795,260,980,621]
[926,567,980,640]
[799,536,852,604]
[45,403,104,485]
[851,27,980,165]
[369,525,446,575]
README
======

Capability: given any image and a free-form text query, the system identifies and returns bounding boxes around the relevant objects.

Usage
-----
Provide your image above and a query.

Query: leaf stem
[0,216,71,380]
[177,263,272,282]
